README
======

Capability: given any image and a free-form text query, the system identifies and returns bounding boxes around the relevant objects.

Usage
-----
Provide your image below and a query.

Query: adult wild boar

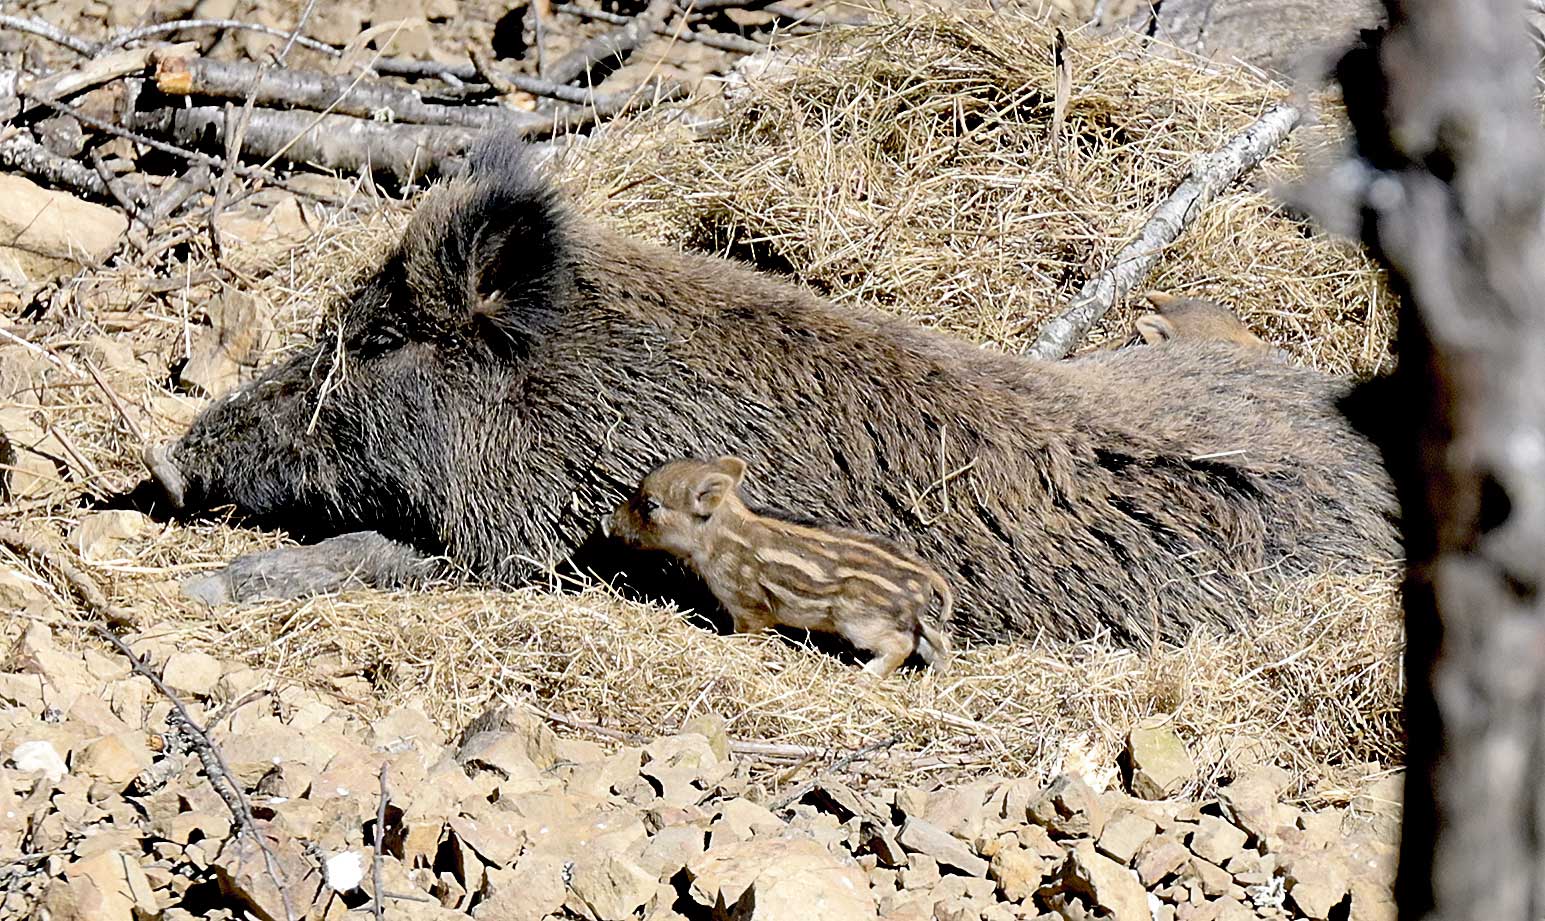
[144,140,1398,646]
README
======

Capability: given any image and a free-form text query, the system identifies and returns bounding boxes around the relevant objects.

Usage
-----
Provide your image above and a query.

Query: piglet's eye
[641,497,661,516]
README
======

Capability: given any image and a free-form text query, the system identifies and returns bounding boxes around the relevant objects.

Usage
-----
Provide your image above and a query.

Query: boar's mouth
[141,443,187,510]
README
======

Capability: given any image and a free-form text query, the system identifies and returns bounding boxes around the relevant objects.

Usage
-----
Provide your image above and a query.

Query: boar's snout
[141,442,187,510]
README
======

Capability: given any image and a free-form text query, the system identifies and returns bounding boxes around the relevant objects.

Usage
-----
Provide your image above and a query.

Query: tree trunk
[1333,1,1545,918]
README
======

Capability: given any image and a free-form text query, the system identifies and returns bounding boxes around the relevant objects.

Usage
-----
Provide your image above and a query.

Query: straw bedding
[2,8,1402,796]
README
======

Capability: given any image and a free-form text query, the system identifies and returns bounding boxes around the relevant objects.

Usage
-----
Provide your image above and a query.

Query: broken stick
[1024,103,1301,360]
[546,0,675,86]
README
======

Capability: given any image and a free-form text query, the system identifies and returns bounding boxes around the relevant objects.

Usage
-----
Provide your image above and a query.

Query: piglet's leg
[859,630,916,679]
[181,531,443,605]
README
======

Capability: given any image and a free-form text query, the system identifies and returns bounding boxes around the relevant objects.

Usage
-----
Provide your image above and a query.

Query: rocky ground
[2,609,1399,921]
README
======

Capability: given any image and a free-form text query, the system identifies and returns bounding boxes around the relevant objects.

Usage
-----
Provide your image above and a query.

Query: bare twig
[89,150,152,232]
[547,0,675,86]
[0,14,96,54]
[1025,103,1302,360]
[17,45,161,115]
[769,735,903,811]
[101,18,336,55]
[531,704,833,760]
[373,763,388,921]
[555,3,763,53]
[277,0,320,64]
[82,359,147,445]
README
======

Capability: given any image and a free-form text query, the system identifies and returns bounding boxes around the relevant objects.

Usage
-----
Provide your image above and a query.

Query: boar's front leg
[181,531,443,605]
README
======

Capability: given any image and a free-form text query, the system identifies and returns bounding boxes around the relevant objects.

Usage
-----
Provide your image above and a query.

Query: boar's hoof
[141,443,186,509]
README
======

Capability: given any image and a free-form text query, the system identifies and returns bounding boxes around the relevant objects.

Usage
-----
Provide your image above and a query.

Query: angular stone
[1135,836,1192,887]
[1028,775,1106,839]
[63,849,157,920]
[567,852,657,921]
[73,733,154,788]
[212,824,323,921]
[1098,812,1158,865]
[897,816,988,877]
[1188,816,1249,866]
[687,837,875,921]
[448,813,526,869]
[1286,857,1350,920]
[1054,841,1151,921]
[458,705,558,769]
[709,797,782,844]
[1125,719,1196,800]
[12,738,69,781]
[1216,765,1293,842]
[1183,857,1233,898]
[456,731,545,788]
[178,289,274,399]
[475,854,566,920]
[75,511,151,563]
[639,825,707,880]
[160,651,224,698]
[989,844,1050,903]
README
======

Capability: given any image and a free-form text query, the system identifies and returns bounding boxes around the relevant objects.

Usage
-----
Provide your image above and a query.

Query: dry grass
[1,8,1403,798]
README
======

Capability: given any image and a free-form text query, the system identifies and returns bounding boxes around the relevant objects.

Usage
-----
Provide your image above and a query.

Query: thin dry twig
[769,734,904,810]
[0,14,96,54]
[373,763,388,921]
[554,2,763,54]
[546,0,675,86]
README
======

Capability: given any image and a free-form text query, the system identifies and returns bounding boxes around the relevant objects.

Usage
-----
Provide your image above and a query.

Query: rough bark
[1331,1,1545,919]
[1025,102,1300,360]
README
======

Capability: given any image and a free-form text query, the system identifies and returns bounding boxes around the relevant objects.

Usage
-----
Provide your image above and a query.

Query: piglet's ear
[692,472,738,518]
[711,455,748,487]
[1135,314,1176,345]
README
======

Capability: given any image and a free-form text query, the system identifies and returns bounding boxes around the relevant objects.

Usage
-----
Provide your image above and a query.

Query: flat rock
[687,836,875,921]
[1125,719,1196,800]
[567,852,658,921]
[1098,812,1158,865]
[75,511,151,563]
[0,175,127,281]
[897,816,988,877]
[1188,816,1249,866]
[178,289,274,399]
[160,651,224,698]
[1055,841,1150,921]
[988,844,1051,903]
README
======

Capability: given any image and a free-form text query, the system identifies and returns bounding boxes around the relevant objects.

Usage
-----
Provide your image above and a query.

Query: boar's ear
[405,135,568,350]
[711,455,748,486]
[692,471,739,518]
[1135,314,1176,345]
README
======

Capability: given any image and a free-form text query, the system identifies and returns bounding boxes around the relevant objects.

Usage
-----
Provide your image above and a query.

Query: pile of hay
[557,12,1394,373]
[4,8,1402,798]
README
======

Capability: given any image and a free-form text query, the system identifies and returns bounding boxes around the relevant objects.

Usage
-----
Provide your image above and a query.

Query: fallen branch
[17,45,166,115]
[0,13,95,55]
[547,0,676,86]
[769,734,903,811]
[0,525,297,921]
[0,526,131,628]
[531,704,833,760]
[0,132,108,197]
[153,56,536,131]
[1024,102,1302,360]
[132,106,485,183]
[100,17,337,55]
[555,3,763,53]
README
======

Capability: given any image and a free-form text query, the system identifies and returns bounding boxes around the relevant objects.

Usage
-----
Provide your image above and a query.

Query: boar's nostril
[141,443,187,510]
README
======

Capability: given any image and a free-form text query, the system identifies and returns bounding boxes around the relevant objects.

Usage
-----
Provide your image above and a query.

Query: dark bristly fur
[157,136,1399,646]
